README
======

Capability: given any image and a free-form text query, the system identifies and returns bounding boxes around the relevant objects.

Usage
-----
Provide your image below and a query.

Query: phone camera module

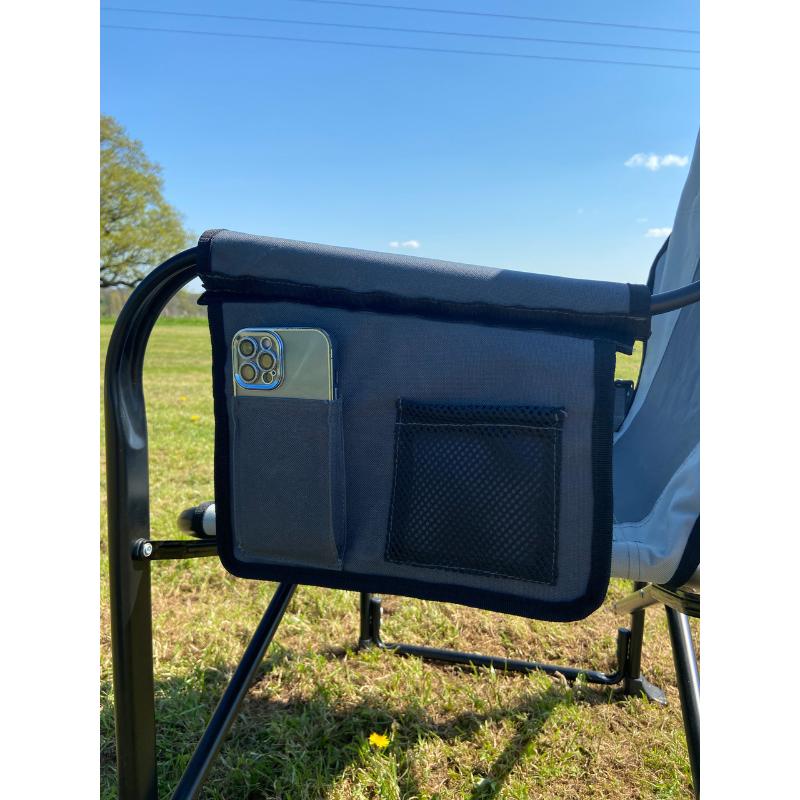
[238,337,257,358]
[239,363,257,383]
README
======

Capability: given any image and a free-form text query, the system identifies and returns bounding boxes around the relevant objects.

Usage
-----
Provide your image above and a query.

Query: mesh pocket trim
[386,399,565,585]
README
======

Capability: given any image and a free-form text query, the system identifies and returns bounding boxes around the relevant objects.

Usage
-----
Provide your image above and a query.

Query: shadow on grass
[101,643,618,800]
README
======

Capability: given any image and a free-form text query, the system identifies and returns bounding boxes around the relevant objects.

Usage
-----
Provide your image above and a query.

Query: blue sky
[101,1,699,286]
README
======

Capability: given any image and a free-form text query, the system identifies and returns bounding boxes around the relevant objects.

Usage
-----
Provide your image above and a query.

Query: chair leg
[358,592,375,648]
[356,593,630,686]
[171,583,297,800]
[620,582,667,704]
[110,556,158,800]
[665,606,700,799]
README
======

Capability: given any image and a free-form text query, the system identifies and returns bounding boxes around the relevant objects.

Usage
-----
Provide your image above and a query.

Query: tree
[100,115,191,287]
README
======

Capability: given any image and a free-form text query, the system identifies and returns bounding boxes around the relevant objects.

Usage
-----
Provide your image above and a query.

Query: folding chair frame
[105,247,700,800]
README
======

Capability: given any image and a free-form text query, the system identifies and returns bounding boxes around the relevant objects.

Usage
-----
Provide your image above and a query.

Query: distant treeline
[100,288,206,319]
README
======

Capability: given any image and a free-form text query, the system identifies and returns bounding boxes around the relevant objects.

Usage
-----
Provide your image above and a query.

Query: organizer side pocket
[231,396,345,570]
[386,400,565,585]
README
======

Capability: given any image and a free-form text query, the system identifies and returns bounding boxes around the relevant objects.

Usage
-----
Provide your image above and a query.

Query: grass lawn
[101,318,696,799]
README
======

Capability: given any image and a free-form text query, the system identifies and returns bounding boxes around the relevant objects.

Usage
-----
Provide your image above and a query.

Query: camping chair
[105,141,700,800]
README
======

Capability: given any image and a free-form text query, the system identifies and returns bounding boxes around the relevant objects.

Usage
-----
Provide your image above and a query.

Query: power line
[286,0,700,35]
[102,7,700,55]
[101,23,699,71]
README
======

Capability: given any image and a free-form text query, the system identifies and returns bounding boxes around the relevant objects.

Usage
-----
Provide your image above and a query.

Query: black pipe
[367,591,630,686]
[105,248,200,800]
[666,607,700,798]
[377,640,626,684]
[650,280,700,315]
[625,581,647,683]
[358,592,374,648]
[170,583,297,800]
[612,585,660,615]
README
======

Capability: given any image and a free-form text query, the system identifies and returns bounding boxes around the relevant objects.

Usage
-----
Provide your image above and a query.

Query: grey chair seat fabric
[611,135,700,585]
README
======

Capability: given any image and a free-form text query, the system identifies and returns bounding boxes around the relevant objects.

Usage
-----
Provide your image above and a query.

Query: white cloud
[625,153,689,171]
[389,239,420,249]
[645,227,672,238]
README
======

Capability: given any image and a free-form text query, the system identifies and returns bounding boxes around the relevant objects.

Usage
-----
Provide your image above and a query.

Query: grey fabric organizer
[199,231,651,621]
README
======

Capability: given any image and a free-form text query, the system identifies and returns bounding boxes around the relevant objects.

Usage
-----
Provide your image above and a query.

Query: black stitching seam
[198,273,651,344]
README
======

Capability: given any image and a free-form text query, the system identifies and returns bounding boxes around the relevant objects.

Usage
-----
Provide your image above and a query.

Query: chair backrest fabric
[612,135,700,586]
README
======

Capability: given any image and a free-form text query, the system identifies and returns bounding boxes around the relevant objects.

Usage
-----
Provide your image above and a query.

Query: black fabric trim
[197,229,223,276]
[197,230,650,347]
[662,518,700,590]
[199,274,649,347]
[207,300,236,594]
[583,339,617,615]
[628,283,652,331]
[208,298,618,621]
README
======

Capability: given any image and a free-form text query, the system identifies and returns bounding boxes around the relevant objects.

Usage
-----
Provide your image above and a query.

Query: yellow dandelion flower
[190,414,200,422]
[179,396,188,402]
[368,732,390,749]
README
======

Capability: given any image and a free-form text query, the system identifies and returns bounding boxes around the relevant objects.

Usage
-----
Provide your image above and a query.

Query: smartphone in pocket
[232,327,334,400]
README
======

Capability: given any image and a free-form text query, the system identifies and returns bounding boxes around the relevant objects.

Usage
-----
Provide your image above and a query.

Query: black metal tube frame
[650,280,700,315]
[613,582,700,618]
[105,247,699,799]
[666,606,701,797]
[105,248,200,800]
[358,592,632,685]
[171,583,297,800]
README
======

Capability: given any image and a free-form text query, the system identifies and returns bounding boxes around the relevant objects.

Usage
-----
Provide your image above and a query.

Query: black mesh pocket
[386,399,565,584]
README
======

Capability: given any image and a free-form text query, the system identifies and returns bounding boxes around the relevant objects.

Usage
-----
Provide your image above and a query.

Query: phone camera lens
[263,370,277,383]
[239,363,257,383]
[260,336,275,350]
[238,337,256,357]
[257,351,276,371]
